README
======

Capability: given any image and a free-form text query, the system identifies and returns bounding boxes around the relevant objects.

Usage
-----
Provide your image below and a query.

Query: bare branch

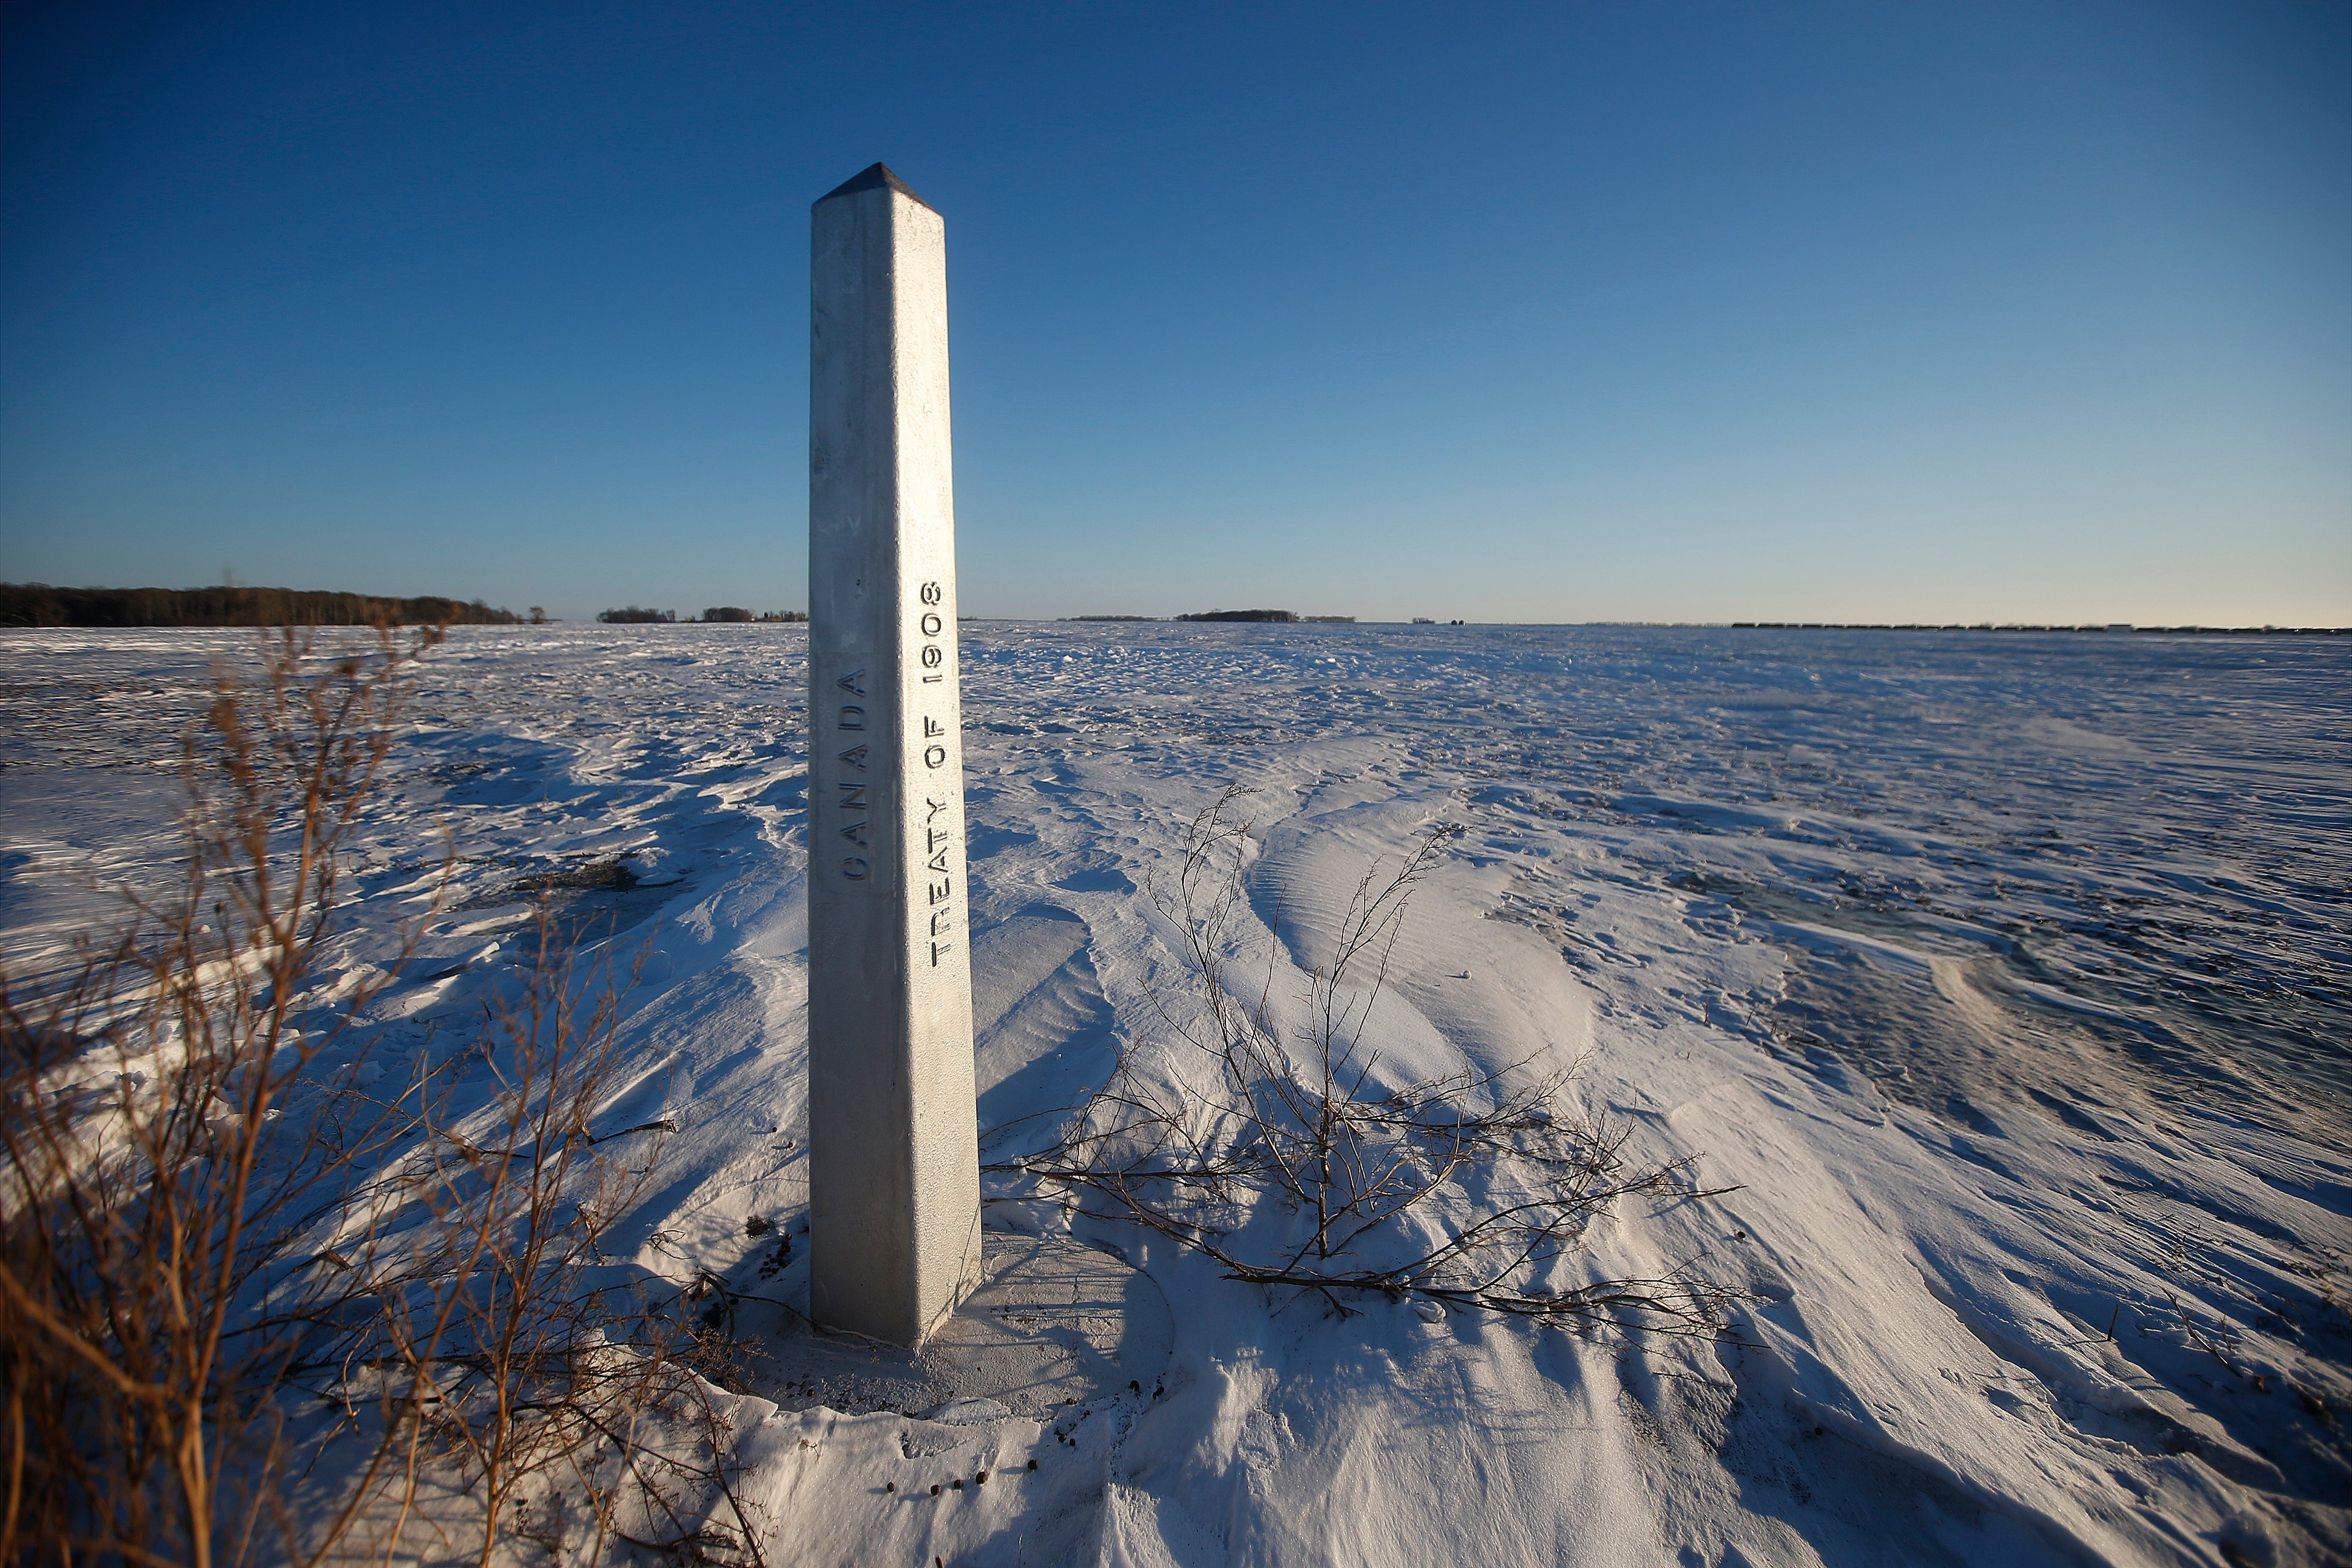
[1002,791,1754,1339]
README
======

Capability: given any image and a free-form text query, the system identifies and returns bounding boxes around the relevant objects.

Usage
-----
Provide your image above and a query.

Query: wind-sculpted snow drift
[1,621,2345,1566]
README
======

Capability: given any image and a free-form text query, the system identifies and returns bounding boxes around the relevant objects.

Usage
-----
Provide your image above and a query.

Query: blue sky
[3,1,2345,624]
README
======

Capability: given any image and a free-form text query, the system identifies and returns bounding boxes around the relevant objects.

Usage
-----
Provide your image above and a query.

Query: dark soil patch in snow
[461,857,677,946]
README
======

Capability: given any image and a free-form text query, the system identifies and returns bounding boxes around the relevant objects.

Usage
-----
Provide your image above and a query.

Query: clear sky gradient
[4,1,2346,624]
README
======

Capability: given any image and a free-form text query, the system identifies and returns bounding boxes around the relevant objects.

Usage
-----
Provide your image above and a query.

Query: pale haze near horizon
[1,1,2345,627]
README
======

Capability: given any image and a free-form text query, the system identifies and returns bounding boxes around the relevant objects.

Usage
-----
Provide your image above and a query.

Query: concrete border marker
[807,162,982,1345]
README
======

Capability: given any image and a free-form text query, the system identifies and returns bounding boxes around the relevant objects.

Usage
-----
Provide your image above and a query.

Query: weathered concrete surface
[806,162,981,1346]
[732,1234,1175,1418]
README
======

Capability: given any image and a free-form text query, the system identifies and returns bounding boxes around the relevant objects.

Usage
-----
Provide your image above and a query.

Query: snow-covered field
[3,621,2347,1567]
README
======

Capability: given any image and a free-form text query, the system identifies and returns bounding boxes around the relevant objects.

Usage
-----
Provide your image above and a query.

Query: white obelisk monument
[806,163,983,1345]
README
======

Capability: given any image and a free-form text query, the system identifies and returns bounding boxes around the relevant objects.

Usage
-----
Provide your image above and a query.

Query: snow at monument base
[2,619,2344,1567]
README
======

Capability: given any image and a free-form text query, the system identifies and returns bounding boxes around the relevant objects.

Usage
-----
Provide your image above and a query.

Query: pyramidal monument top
[816,162,934,211]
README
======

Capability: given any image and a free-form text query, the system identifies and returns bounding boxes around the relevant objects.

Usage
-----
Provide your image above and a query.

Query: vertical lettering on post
[915,582,957,965]
[833,669,871,882]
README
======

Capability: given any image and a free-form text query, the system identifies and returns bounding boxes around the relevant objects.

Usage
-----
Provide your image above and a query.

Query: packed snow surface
[2,621,2347,1567]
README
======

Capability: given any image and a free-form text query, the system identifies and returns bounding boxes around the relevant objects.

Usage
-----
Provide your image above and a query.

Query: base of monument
[728,1232,1172,1419]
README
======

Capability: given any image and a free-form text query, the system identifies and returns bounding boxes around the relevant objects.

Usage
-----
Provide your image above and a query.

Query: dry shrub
[0,628,759,1567]
[0,627,441,1565]
[300,920,765,1568]
[1001,785,1752,1336]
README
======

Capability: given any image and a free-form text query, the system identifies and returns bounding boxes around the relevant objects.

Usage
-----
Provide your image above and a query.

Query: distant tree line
[0,583,521,628]
[1162,610,1358,624]
[1069,610,1362,624]
[1732,622,2350,636]
[595,606,808,624]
